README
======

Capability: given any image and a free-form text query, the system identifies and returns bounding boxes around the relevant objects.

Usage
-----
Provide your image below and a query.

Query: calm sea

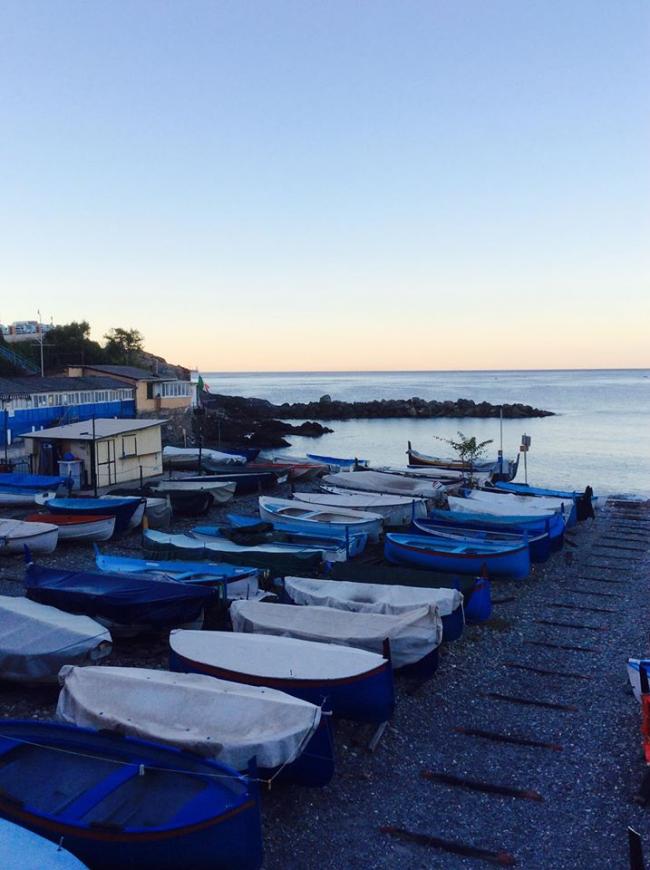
[201,370,650,497]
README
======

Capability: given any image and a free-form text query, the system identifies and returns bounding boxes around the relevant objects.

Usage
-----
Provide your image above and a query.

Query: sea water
[201,370,650,496]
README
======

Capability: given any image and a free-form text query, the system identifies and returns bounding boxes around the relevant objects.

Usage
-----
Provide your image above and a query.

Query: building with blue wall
[0,375,135,446]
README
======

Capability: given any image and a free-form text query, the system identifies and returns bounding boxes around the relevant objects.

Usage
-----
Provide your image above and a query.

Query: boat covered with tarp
[163,445,247,469]
[57,665,333,786]
[460,488,576,526]
[24,554,216,633]
[491,481,597,520]
[170,629,394,724]
[299,488,427,526]
[328,561,492,624]
[143,529,324,575]
[41,497,145,534]
[321,470,446,499]
[230,599,443,675]
[385,532,530,579]
[0,719,263,869]
[223,513,368,557]
[94,550,261,597]
[281,576,464,642]
[0,595,111,682]
[0,818,88,870]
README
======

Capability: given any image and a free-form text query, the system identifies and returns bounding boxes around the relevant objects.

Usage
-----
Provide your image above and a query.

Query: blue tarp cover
[0,473,66,489]
[25,563,216,627]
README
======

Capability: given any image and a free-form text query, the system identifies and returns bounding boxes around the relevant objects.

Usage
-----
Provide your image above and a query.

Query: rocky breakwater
[196,393,333,448]
[274,394,554,420]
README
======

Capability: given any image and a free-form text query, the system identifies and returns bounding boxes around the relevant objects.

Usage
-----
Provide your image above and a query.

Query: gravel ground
[1,491,649,869]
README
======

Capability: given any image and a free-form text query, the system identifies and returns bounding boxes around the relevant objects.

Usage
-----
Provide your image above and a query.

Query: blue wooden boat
[0,719,263,869]
[428,506,565,551]
[306,454,369,468]
[24,553,217,631]
[385,532,530,579]
[225,513,368,557]
[0,472,66,489]
[44,497,144,534]
[413,518,551,563]
[170,629,394,724]
[0,817,89,868]
[94,548,260,591]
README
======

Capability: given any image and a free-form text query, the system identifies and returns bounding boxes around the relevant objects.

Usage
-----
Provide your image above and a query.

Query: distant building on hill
[0,375,135,447]
[66,364,195,414]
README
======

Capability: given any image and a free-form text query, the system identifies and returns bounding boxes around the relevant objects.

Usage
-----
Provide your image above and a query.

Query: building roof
[24,418,166,441]
[0,375,133,397]
[79,364,173,381]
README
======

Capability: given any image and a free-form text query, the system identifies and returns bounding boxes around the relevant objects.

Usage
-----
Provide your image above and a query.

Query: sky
[0,1,648,371]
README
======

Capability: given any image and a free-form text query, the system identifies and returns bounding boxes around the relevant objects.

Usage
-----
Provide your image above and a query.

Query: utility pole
[37,309,44,376]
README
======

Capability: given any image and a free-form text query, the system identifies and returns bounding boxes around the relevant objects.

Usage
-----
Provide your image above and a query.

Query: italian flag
[197,375,210,393]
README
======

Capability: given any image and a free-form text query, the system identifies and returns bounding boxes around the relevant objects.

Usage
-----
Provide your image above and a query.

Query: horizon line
[197,366,650,375]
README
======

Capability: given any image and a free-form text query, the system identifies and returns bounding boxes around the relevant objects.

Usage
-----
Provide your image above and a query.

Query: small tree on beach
[434,431,493,467]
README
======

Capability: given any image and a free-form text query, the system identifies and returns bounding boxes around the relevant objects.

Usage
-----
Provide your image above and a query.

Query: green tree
[27,321,107,371]
[434,431,494,467]
[104,328,145,364]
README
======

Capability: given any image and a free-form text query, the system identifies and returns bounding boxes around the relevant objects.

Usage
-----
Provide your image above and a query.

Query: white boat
[0,818,89,870]
[470,488,572,514]
[230,599,442,670]
[0,518,59,554]
[152,479,237,503]
[0,596,111,682]
[451,491,566,518]
[298,489,427,526]
[322,470,447,500]
[23,513,116,542]
[0,488,59,507]
[283,576,462,619]
[57,665,323,773]
[627,658,650,702]
[258,496,384,542]
[163,445,247,468]
[375,465,491,486]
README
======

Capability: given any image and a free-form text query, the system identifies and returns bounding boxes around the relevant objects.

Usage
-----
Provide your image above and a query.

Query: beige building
[24,418,165,488]
[66,365,194,414]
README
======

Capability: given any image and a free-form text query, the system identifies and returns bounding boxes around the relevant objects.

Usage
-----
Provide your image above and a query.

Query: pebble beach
[1,483,649,869]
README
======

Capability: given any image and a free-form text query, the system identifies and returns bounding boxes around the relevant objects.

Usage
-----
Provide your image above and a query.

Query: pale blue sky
[1,1,648,370]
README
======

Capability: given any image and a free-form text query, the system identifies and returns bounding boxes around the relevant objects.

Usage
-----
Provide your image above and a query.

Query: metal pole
[37,309,44,376]
[498,407,504,477]
[3,405,8,466]
[524,448,528,485]
[91,415,98,496]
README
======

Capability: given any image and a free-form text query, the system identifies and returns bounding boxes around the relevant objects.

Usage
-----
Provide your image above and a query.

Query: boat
[306,453,369,469]
[321,470,447,499]
[0,818,89,869]
[0,518,59,554]
[281,576,465,642]
[461,488,577,526]
[0,719,263,870]
[385,532,530,579]
[170,629,394,724]
[406,441,519,480]
[252,459,326,481]
[413,518,551,563]
[230,599,443,676]
[152,479,236,504]
[23,512,116,542]
[0,473,65,505]
[329,561,493,625]
[627,658,650,702]
[300,489,427,526]
[203,515,368,558]
[94,549,261,598]
[0,596,111,682]
[492,482,598,520]
[163,445,247,469]
[449,492,568,523]
[24,554,217,634]
[429,505,565,550]
[111,486,214,517]
[105,493,171,528]
[57,665,333,787]
[143,529,324,575]
[189,524,350,562]
[165,471,280,495]
[373,465,489,484]
[218,446,260,462]
[41,497,145,534]
[258,496,383,541]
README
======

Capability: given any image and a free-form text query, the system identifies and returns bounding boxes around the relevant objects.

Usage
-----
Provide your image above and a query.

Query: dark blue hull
[46,498,143,534]
[170,649,395,725]
[0,720,263,870]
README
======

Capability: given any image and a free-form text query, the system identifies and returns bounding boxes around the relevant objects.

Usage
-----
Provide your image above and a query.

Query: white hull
[55,517,116,542]
[0,489,58,506]
[303,489,427,526]
[0,519,59,554]
[451,491,562,517]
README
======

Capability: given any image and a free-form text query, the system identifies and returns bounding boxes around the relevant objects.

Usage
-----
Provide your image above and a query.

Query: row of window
[156,382,193,398]
[9,389,134,410]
